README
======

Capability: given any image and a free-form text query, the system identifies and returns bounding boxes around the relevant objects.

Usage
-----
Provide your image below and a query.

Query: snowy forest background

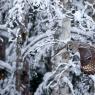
[0,0,95,95]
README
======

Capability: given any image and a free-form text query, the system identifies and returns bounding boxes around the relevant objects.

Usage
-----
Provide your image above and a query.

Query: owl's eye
[68,43,73,48]
[68,44,71,49]
[68,44,72,47]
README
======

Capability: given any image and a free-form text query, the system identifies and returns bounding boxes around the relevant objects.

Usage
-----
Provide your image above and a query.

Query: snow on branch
[22,30,55,57]
[0,61,12,73]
